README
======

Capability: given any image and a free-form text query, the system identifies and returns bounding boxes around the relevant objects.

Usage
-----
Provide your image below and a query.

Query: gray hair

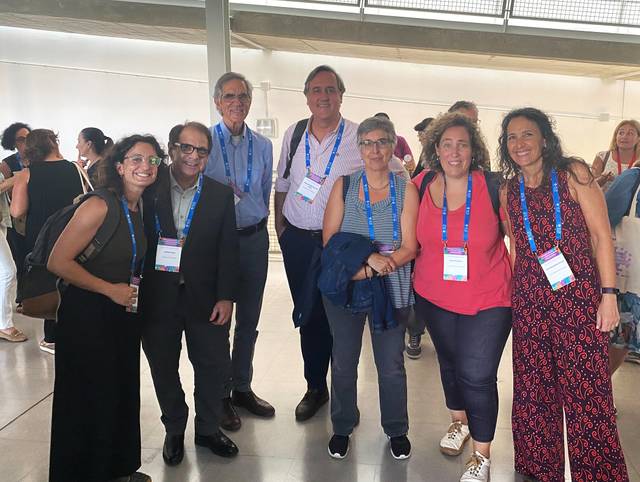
[213,72,253,100]
[357,116,397,147]
[303,65,346,95]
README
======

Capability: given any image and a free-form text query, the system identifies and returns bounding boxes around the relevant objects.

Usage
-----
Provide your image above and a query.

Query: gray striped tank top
[341,169,414,308]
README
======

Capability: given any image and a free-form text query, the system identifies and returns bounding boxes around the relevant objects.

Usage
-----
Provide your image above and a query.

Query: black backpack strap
[483,171,503,218]
[419,170,436,201]
[342,174,350,202]
[76,189,121,263]
[283,119,309,180]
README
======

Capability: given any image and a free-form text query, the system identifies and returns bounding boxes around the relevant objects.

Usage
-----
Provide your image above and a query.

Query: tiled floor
[1,260,638,481]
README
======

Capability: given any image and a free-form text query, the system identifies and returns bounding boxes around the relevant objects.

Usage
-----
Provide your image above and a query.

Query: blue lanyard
[304,119,345,177]
[442,174,472,247]
[15,152,23,169]
[519,168,561,254]
[155,173,203,240]
[361,171,399,245]
[215,123,253,193]
[121,197,138,278]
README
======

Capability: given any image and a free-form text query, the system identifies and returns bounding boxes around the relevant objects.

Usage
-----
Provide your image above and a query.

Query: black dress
[49,193,147,482]
[25,160,83,252]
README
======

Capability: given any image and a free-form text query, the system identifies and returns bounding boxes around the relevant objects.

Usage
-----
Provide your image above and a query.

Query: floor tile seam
[0,392,52,432]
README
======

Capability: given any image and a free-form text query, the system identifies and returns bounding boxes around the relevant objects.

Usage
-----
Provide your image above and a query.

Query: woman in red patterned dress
[498,107,629,482]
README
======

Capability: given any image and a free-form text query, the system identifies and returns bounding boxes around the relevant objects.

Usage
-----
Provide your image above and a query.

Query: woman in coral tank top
[413,113,512,482]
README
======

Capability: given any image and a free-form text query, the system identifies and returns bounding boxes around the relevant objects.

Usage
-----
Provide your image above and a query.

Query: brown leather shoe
[220,397,241,431]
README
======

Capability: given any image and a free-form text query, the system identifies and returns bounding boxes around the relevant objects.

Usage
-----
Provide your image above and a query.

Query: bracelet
[601,287,619,295]
[364,265,371,279]
[367,264,378,277]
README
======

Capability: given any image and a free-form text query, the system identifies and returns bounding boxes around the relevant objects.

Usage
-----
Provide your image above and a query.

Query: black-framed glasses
[174,142,209,157]
[124,155,163,166]
[221,93,251,103]
[359,138,393,149]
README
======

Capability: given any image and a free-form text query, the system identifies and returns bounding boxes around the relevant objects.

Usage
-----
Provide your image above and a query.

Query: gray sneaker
[406,334,422,359]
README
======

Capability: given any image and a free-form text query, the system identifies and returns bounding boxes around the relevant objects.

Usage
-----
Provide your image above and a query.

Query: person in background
[411,117,433,179]
[374,112,415,174]
[274,65,362,422]
[321,116,418,460]
[47,134,161,482]
[592,119,640,191]
[604,162,640,388]
[10,129,84,355]
[76,127,114,186]
[0,172,25,343]
[500,107,628,482]
[448,100,479,125]
[1,122,31,276]
[205,72,275,431]
[413,113,512,482]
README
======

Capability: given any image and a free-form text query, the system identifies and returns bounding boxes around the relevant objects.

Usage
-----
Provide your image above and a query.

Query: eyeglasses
[359,138,393,149]
[174,142,209,157]
[221,93,251,103]
[124,155,163,166]
[15,136,27,144]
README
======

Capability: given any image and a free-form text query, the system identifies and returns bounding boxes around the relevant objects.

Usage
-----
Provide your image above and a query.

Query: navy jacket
[606,167,640,229]
[318,231,397,333]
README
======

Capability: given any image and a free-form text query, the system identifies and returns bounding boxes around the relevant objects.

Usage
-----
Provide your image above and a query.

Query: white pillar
[205,0,231,124]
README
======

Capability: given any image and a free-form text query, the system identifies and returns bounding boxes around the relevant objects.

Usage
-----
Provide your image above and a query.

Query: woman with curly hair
[499,107,628,482]
[412,113,512,482]
[47,134,162,482]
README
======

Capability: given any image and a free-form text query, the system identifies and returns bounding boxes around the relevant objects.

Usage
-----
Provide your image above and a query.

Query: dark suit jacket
[140,166,239,322]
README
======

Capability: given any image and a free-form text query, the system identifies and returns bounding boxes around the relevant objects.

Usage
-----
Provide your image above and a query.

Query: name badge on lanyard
[442,174,472,282]
[121,197,142,313]
[296,120,345,204]
[362,171,399,256]
[519,169,575,290]
[215,123,253,206]
[154,174,203,273]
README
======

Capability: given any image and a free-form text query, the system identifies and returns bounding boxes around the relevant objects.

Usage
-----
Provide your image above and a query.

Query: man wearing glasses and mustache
[204,72,276,432]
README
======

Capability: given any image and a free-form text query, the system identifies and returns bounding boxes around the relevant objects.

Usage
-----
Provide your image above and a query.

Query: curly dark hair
[422,112,490,173]
[96,134,166,195]
[497,107,593,185]
[1,122,31,150]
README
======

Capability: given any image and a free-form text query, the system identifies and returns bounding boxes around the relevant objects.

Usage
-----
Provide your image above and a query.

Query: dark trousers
[225,227,269,395]
[142,287,231,436]
[44,319,55,343]
[324,297,409,437]
[415,293,511,443]
[278,223,332,391]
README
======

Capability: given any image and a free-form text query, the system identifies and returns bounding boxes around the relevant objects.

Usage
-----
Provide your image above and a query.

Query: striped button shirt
[275,116,362,230]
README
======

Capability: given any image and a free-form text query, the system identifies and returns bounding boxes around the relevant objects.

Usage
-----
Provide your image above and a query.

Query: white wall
[1,26,639,168]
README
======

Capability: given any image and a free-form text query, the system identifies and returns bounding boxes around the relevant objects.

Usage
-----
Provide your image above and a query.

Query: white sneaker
[460,451,490,481]
[439,421,470,456]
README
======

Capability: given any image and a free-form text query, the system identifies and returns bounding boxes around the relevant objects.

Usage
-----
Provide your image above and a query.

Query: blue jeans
[415,294,511,443]
[323,296,409,437]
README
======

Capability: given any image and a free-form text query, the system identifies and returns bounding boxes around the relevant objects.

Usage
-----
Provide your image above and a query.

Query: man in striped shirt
[274,65,362,421]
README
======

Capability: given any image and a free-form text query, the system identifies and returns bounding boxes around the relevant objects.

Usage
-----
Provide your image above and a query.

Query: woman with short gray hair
[320,116,419,460]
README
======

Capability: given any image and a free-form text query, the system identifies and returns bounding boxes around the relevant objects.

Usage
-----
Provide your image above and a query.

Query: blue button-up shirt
[205,122,273,228]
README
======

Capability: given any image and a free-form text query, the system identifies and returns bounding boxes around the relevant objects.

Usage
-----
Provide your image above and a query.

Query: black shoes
[295,387,329,421]
[220,397,241,431]
[194,430,239,458]
[328,434,350,459]
[232,390,275,418]
[389,434,412,460]
[162,433,184,466]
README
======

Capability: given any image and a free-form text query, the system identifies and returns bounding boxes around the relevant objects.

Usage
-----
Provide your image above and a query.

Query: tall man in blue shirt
[205,72,275,431]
